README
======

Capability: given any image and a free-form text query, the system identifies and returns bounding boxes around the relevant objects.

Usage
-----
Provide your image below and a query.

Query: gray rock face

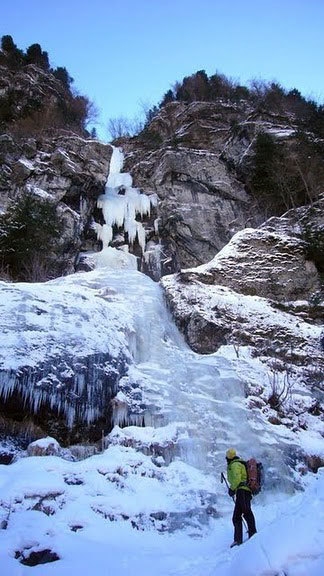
[121,101,301,271]
[0,133,111,209]
[0,63,68,123]
[0,132,112,274]
[262,195,324,277]
[150,147,251,268]
[161,199,324,388]
[180,227,320,302]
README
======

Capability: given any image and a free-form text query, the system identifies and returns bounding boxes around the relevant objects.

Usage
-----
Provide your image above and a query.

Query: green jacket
[227,457,251,493]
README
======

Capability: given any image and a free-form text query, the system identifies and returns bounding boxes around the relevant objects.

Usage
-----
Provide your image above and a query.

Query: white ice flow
[95,146,157,253]
[77,147,293,488]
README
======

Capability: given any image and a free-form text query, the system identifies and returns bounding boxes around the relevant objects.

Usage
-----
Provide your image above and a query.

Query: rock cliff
[1,62,323,280]
[0,55,113,277]
[120,100,313,270]
[0,131,111,274]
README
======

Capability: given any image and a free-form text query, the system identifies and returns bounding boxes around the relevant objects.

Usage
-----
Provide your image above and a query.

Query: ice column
[96,147,157,253]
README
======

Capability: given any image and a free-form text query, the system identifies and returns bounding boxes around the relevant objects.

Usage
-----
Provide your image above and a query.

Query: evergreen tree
[25,43,50,70]
[1,34,24,68]
[1,35,16,51]
[53,66,74,88]
[0,193,64,281]
[160,89,175,107]
[249,132,283,214]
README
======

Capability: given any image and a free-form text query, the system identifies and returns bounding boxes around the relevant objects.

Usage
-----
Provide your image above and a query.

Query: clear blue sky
[1,0,324,139]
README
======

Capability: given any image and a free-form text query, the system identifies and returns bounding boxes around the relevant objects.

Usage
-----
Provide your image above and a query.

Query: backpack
[242,458,263,495]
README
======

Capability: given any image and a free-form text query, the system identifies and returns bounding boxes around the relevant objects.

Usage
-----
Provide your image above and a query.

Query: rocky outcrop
[137,146,251,268]
[0,63,70,124]
[27,436,61,457]
[261,196,324,277]
[175,195,324,304]
[179,227,319,302]
[161,199,324,394]
[1,350,126,445]
[0,131,111,274]
[0,132,111,209]
[106,423,191,465]
[0,59,113,277]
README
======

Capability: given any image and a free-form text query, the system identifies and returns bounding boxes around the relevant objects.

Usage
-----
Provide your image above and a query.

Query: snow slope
[0,447,323,576]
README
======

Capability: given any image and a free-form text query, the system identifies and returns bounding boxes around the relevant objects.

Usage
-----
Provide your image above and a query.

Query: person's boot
[230,541,241,548]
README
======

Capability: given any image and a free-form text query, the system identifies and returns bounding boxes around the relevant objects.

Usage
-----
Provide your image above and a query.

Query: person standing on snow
[226,448,257,547]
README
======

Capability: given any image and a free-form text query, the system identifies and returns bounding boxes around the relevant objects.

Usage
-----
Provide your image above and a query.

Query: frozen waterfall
[91,147,293,492]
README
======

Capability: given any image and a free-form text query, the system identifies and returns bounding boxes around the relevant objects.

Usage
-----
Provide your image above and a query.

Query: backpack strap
[237,460,249,490]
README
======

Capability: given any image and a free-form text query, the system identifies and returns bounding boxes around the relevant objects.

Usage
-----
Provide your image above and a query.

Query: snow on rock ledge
[106,423,190,465]
[0,443,219,538]
[180,227,320,302]
[161,271,322,364]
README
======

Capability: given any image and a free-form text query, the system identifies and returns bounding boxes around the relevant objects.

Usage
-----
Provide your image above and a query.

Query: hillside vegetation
[0,35,96,136]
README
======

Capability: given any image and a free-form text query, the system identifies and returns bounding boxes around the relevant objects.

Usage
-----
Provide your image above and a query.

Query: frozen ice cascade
[91,147,293,490]
[95,146,158,257]
[0,146,293,491]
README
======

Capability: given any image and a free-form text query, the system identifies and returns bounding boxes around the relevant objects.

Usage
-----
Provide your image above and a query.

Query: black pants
[232,489,257,544]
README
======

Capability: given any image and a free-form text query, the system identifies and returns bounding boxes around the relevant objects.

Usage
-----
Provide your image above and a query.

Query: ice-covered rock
[106,423,190,465]
[0,269,133,443]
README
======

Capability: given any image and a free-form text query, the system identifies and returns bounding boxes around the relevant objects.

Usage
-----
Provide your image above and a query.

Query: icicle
[154,218,160,235]
[111,392,129,427]
[136,222,146,253]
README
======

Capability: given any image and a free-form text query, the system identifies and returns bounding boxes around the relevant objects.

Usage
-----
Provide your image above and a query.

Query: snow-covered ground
[0,445,323,576]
